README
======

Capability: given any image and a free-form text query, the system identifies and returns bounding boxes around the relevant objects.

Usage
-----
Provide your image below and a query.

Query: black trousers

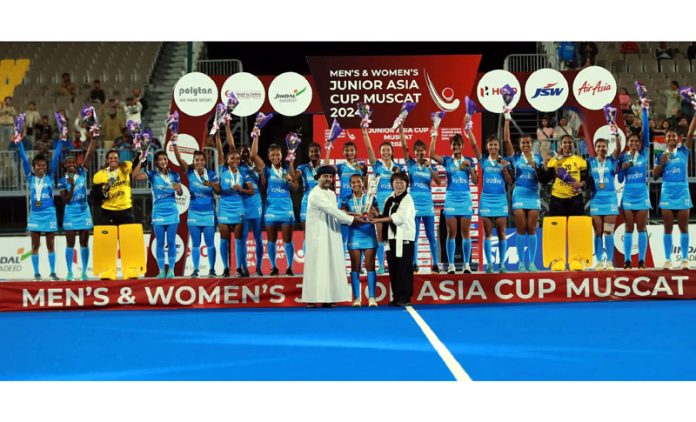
[99,208,135,225]
[548,195,584,217]
[386,239,415,303]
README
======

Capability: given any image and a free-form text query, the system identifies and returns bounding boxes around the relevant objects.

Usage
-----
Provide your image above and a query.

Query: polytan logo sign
[150,234,186,264]
[593,125,626,156]
[306,55,482,129]
[572,66,617,110]
[477,70,521,113]
[221,72,265,117]
[166,133,198,166]
[269,72,313,116]
[524,68,569,112]
[173,72,218,117]
[176,184,190,216]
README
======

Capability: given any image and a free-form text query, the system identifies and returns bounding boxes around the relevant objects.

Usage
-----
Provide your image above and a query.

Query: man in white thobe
[302,166,364,306]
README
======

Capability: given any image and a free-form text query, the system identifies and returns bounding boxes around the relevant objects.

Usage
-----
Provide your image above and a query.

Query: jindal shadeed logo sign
[221,72,265,117]
[0,247,31,272]
[173,72,218,116]
[269,72,313,116]
[524,68,569,112]
[572,66,616,110]
[166,133,198,166]
[476,70,521,113]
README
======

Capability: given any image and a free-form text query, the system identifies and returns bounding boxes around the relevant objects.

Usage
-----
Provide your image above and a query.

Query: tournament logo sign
[221,72,265,117]
[524,68,569,112]
[307,55,481,129]
[173,72,218,117]
[476,70,521,113]
[572,66,617,110]
[166,133,198,166]
[268,72,313,116]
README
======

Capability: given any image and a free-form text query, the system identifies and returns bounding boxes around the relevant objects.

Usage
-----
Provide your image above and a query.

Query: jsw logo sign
[531,83,564,99]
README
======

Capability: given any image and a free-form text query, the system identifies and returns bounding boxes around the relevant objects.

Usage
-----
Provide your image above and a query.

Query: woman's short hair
[390,171,410,188]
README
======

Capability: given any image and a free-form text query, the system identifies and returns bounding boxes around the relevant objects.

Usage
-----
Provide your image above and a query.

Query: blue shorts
[265,219,294,227]
[264,206,295,223]
[188,208,215,227]
[347,223,377,250]
[444,192,473,217]
[152,208,180,226]
[218,199,244,225]
[28,206,58,233]
[621,184,651,211]
[63,204,94,231]
[590,193,620,216]
[243,196,263,220]
[412,193,435,217]
[479,192,509,217]
[659,181,693,210]
[511,186,540,211]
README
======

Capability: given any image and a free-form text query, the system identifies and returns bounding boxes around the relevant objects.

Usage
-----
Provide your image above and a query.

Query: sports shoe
[604,262,614,271]
[352,298,361,307]
[81,272,88,281]
[66,272,74,281]
[166,269,175,278]
[431,265,440,274]
[242,268,250,277]
[486,266,494,274]
[49,273,59,281]
[190,269,200,278]
[463,264,472,274]
[368,297,378,307]
[270,267,279,276]
[663,261,672,270]
[518,263,527,273]
[499,266,507,274]
[286,268,294,276]
[377,267,385,275]
[208,269,217,277]
[528,263,538,272]
[638,260,646,270]
[34,273,41,281]
[255,269,263,276]
[222,268,230,277]
[157,270,166,279]
[413,265,419,273]
[623,261,632,269]
[235,268,244,277]
[447,264,456,274]
[681,260,690,270]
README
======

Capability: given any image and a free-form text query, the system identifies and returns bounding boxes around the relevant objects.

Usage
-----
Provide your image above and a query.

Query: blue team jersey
[219,165,247,205]
[406,158,436,215]
[297,162,319,199]
[341,194,378,250]
[239,162,262,218]
[336,161,365,200]
[57,167,89,208]
[661,145,689,183]
[509,152,542,191]
[619,149,649,186]
[263,165,294,222]
[147,170,181,224]
[479,155,508,195]
[187,168,219,212]
[589,156,619,195]
[27,173,57,211]
[372,160,404,197]
[442,155,474,194]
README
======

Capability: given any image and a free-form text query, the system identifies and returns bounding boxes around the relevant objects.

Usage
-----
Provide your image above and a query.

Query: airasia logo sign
[572,66,616,110]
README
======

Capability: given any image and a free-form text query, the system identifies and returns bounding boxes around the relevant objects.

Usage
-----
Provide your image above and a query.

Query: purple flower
[391,101,417,129]
[465,96,477,116]
[166,111,179,134]
[255,112,273,129]
[634,81,648,100]
[603,104,617,125]
[501,84,516,106]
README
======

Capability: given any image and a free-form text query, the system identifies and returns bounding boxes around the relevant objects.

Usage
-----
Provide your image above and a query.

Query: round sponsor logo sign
[150,234,186,264]
[173,72,218,117]
[175,184,190,216]
[572,66,617,110]
[268,72,313,116]
[221,72,266,117]
[524,68,569,112]
[476,70,521,113]
[166,133,199,166]
[593,125,626,156]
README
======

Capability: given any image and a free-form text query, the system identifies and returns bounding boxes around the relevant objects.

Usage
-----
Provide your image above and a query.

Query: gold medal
[599,183,605,189]
[203,180,209,187]
[36,200,41,207]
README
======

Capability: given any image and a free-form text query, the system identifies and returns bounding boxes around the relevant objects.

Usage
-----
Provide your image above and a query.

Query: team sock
[623,232,633,263]
[191,244,201,270]
[220,238,230,270]
[235,239,244,269]
[350,271,360,299]
[516,234,527,268]
[604,234,614,263]
[484,238,493,270]
[446,238,455,265]
[594,235,604,263]
[65,247,74,273]
[680,233,689,261]
[268,241,277,268]
[638,231,648,261]
[48,252,56,274]
[80,247,89,274]
[527,234,538,266]
[377,243,385,270]
[367,271,377,298]
[663,233,673,262]
[31,253,39,275]
[285,241,294,270]
[462,238,472,267]
[499,238,507,269]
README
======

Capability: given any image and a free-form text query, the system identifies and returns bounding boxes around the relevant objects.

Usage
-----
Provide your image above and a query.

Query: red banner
[307,55,482,129]
[1,271,692,312]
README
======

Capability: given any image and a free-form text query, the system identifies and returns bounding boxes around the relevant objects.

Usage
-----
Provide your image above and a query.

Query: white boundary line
[405,305,471,381]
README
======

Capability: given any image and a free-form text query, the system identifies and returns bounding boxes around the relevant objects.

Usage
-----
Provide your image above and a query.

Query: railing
[195,59,243,76]
[503,54,551,73]
[0,147,220,197]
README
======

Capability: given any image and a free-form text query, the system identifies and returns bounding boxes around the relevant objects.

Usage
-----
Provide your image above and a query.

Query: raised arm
[464,121,482,161]
[132,150,148,181]
[17,141,32,177]
[361,127,377,165]
[399,124,411,162]
[503,118,514,157]
[215,130,224,166]
[686,110,696,150]
[49,139,64,175]
[224,121,237,154]
[641,105,650,150]
[287,161,299,192]
[250,131,266,187]
[429,127,443,164]
[172,139,189,174]
[468,162,478,185]
[82,131,98,170]
[430,163,441,186]
[612,133,622,161]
